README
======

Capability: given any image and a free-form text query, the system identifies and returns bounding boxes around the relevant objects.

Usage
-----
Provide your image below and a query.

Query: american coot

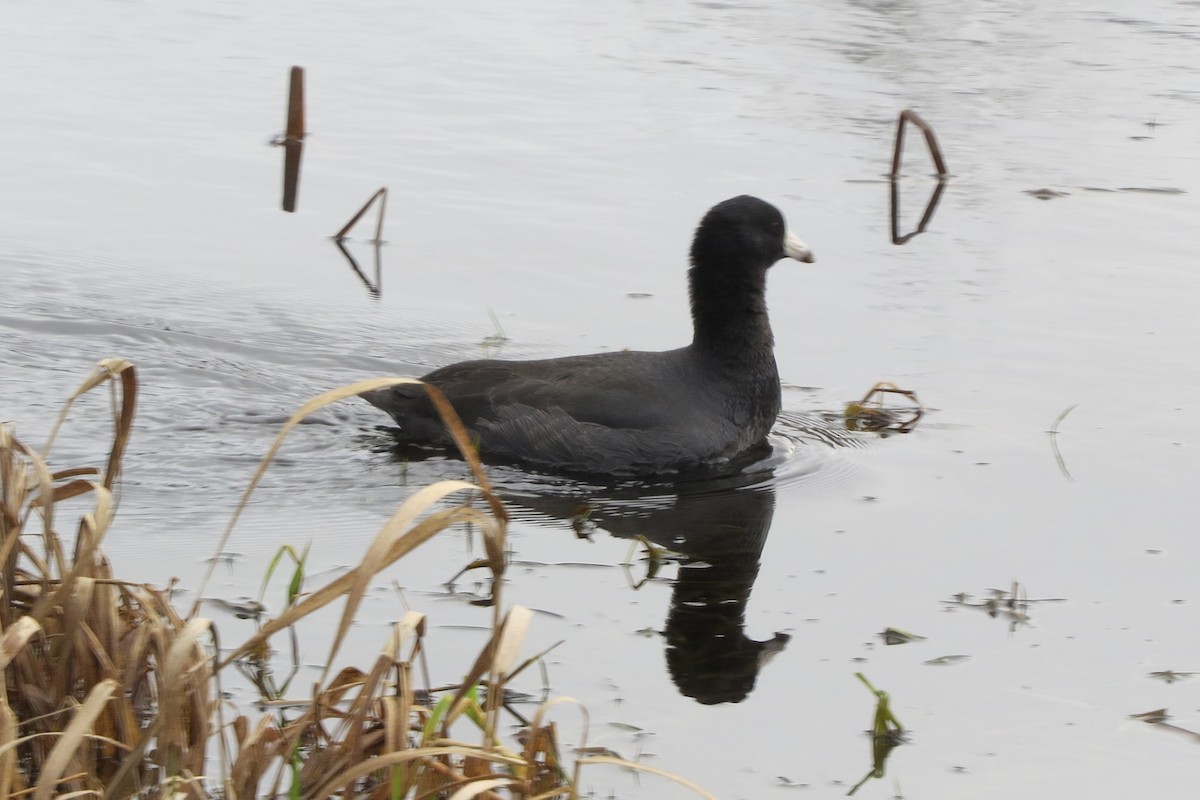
[362,195,815,476]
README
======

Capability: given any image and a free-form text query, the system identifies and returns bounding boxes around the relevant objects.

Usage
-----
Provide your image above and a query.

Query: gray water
[4,1,1200,797]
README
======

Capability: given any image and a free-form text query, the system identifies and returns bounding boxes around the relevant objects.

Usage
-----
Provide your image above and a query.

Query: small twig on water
[335,187,388,241]
[1049,403,1078,482]
[890,109,948,178]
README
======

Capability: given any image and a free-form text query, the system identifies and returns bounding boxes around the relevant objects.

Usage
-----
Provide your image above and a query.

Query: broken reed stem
[372,236,383,297]
[890,109,948,178]
[335,187,388,241]
[286,66,305,142]
[374,186,388,244]
[333,237,381,296]
[280,66,306,212]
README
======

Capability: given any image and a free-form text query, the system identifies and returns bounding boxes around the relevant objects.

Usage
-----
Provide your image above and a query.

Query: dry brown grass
[1,359,715,799]
[1,358,210,798]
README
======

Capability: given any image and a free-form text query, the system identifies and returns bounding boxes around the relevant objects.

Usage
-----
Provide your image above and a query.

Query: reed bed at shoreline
[0,359,713,799]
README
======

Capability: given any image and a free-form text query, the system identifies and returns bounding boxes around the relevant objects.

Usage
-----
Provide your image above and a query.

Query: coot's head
[690,195,814,275]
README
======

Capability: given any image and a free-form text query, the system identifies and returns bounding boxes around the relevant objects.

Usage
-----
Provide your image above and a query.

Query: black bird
[362,195,815,476]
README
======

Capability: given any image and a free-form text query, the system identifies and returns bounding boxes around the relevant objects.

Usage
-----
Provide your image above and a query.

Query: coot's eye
[768,221,782,232]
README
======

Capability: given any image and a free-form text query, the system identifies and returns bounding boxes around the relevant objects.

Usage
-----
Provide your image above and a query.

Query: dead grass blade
[322,481,501,682]
[194,377,508,617]
[192,377,425,614]
[447,777,518,799]
[492,605,533,677]
[41,357,136,493]
[0,617,41,670]
[33,678,118,800]
[216,499,496,672]
[308,744,526,798]
[527,695,588,786]
[440,606,533,745]
[420,381,509,529]
[484,605,532,744]
[576,754,719,800]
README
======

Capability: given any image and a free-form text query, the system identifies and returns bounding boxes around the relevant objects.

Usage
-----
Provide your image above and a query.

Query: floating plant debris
[845,382,924,434]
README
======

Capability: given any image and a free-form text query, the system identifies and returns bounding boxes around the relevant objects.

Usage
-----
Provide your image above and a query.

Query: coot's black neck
[687,257,777,373]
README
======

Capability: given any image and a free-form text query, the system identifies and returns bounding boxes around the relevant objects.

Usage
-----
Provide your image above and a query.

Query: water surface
[4,1,1200,797]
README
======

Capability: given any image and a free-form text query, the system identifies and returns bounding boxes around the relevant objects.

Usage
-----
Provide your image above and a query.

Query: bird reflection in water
[506,470,787,705]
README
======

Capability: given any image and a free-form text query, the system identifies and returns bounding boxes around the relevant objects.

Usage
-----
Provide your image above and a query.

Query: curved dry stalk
[322,483,501,683]
[576,754,719,800]
[437,605,534,749]
[447,777,518,799]
[41,358,136,494]
[528,696,588,756]
[192,377,508,618]
[1049,403,1079,482]
[524,695,589,792]
[307,744,526,798]
[216,501,496,672]
[192,377,414,613]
